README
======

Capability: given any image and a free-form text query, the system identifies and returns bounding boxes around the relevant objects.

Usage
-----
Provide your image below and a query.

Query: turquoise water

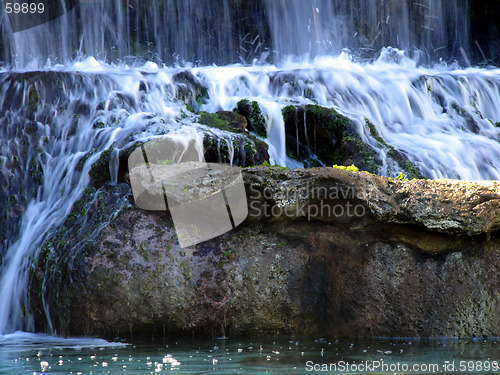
[0,335,498,374]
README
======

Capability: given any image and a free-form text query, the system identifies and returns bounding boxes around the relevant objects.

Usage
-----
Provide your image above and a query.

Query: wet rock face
[280,104,424,178]
[67,208,500,339]
[68,210,311,337]
[37,167,500,338]
[281,104,391,172]
[197,110,270,166]
[282,104,357,168]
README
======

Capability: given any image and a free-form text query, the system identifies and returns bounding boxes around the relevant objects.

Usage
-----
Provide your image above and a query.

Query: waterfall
[1,0,245,67]
[1,0,469,67]
[0,0,497,337]
[266,0,469,61]
[0,65,266,334]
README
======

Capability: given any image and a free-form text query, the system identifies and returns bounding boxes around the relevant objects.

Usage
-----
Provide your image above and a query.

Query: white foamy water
[0,331,126,351]
[195,51,500,179]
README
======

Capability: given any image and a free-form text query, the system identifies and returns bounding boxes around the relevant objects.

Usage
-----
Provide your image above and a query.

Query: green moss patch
[198,111,247,133]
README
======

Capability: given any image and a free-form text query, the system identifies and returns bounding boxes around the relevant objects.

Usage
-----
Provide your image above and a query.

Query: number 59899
[5,2,45,14]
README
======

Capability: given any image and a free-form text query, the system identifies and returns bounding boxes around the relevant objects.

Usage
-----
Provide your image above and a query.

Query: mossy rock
[203,132,269,167]
[198,111,269,166]
[234,100,267,137]
[28,86,40,115]
[173,71,209,112]
[198,111,247,132]
[281,104,382,172]
[366,118,386,146]
[303,104,351,134]
[341,132,382,174]
[281,104,424,177]
[365,118,425,179]
[85,140,150,188]
[88,148,115,187]
[93,121,107,129]
[303,158,324,168]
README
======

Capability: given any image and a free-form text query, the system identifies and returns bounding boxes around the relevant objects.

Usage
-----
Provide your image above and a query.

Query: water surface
[1,335,498,374]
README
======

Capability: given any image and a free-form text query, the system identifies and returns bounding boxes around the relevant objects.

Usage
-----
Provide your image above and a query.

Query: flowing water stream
[0,0,499,371]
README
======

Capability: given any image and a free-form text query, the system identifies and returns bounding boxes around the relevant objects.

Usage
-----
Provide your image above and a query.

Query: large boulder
[31,167,500,338]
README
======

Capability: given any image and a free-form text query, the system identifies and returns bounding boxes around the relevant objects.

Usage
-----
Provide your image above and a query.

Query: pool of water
[0,334,498,374]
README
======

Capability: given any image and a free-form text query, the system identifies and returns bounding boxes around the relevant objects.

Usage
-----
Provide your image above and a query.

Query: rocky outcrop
[244,168,500,238]
[234,100,267,137]
[281,104,424,178]
[33,167,500,339]
[197,111,270,166]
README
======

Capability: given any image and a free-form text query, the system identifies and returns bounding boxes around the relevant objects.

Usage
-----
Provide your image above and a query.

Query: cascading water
[265,0,469,61]
[0,0,498,338]
[1,0,469,67]
[1,0,262,67]
[196,52,500,179]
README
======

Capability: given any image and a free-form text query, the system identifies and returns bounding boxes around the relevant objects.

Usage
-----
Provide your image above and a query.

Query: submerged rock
[31,167,500,338]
